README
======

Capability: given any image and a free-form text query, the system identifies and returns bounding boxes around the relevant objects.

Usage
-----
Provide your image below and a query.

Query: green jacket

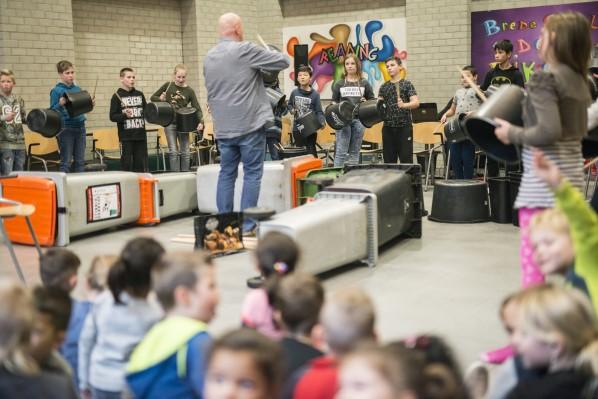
[556,180,598,311]
[150,82,203,123]
[0,94,26,150]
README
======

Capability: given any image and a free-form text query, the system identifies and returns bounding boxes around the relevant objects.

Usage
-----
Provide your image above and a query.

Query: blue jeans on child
[91,387,121,399]
[449,140,476,179]
[334,119,365,167]
[216,128,266,232]
[0,149,26,175]
[164,123,191,171]
[58,126,86,173]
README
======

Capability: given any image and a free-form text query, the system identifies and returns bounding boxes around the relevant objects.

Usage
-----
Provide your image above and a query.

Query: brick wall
[72,0,183,129]
[0,0,75,110]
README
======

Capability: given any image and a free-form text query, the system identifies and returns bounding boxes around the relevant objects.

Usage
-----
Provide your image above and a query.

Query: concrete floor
[0,189,520,368]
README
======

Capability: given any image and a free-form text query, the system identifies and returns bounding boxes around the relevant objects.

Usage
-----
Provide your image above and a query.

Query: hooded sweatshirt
[110,88,147,141]
[288,86,325,134]
[126,316,211,399]
[50,82,86,128]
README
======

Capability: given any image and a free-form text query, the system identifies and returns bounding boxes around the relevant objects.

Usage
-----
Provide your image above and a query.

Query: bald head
[218,13,243,41]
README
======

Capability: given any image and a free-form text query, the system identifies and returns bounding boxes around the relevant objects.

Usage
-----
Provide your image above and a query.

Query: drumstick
[584,157,598,170]
[164,81,172,95]
[114,92,126,109]
[458,67,487,102]
[92,75,99,98]
[256,34,270,51]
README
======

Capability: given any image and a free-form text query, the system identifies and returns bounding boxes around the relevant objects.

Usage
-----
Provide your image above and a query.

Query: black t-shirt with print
[378,79,417,127]
[109,88,147,141]
[481,65,525,90]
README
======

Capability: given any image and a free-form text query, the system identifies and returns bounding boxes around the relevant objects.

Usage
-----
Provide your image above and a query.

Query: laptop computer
[411,103,439,123]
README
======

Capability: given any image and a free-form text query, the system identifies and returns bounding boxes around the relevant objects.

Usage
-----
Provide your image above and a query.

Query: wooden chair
[92,128,121,167]
[0,196,42,284]
[24,130,60,172]
[413,121,445,191]
[360,123,383,164]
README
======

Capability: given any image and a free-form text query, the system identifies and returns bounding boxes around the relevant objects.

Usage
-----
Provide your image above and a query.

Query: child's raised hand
[440,113,447,124]
[494,118,511,144]
[59,97,67,106]
[532,148,562,190]
[159,92,166,101]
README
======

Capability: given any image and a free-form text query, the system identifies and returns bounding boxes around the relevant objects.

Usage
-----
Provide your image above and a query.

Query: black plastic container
[429,180,489,223]
[324,163,424,244]
[488,177,512,223]
[277,146,308,159]
[26,109,62,138]
[145,102,175,127]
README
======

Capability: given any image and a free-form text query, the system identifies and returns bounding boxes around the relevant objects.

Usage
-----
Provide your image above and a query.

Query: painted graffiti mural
[282,19,407,99]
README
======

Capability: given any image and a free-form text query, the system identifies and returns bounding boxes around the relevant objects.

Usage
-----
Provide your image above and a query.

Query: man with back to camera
[203,13,289,233]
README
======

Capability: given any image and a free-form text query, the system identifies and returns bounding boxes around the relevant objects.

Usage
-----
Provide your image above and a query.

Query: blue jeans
[265,136,280,160]
[91,387,121,399]
[334,119,365,167]
[0,149,26,175]
[58,126,86,172]
[165,123,190,171]
[450,140,476,179]
[216,129,266,231]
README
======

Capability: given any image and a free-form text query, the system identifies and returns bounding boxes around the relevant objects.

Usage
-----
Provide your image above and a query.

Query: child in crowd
[110,67,148,172]
[63,255,116,390]
[39,247,81,293]
[288,65,325,158]
[30,286,73,378]
[151,64,203,171]
[79,237,164,399]
[272,273,324,378]
[241,231,299,339]
[203,328,284,399]
[378,56,419,164]
[400,335,470,399]
[0,69,26,175]
[529,148,598,311]
[494,12,591,287]
[332,54,375,167]
[126,251,219,399]
[441,66,483,179]
[39,248,88,388]
[337,343,423,399]
[50,60,90,173]
[486,292,547,399]
[506,284,598,398]
[0,281,78,399]
[293,287,377,399]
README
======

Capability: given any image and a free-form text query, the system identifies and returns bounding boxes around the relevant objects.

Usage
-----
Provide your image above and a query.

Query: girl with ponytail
[241,231,299,339]
[79,237,165,399]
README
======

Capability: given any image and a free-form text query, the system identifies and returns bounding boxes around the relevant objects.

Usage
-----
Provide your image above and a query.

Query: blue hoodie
[126,316,211,399]
[50,82,86,127]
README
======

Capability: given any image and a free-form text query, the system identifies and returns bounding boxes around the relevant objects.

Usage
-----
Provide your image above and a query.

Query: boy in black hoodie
[109,68,148,172]
[288,65,325,158]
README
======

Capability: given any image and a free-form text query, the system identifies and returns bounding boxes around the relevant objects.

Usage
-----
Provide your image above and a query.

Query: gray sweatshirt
[78,290,161,392]
[203,38,290,139]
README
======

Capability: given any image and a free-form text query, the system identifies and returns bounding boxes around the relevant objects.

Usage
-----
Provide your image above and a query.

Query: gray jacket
[204,38,290,139]
[78,290,161,392]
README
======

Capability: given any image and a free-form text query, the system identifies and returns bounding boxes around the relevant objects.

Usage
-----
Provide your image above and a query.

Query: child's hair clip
[273,262,288,274]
